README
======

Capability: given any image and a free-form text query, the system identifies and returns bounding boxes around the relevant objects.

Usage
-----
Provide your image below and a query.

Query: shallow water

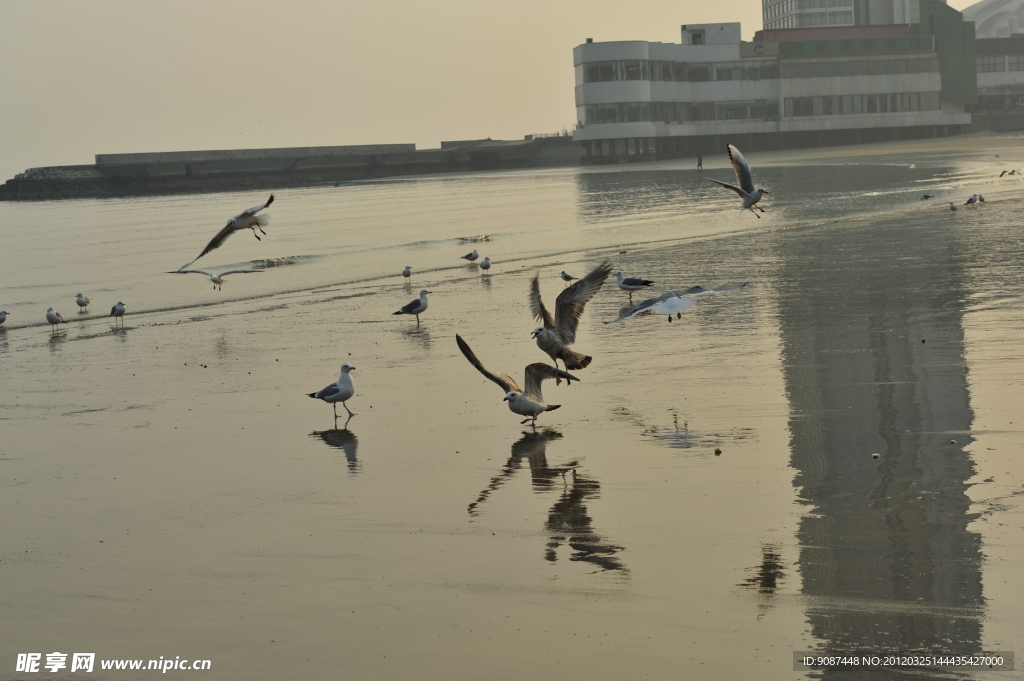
[1,136,1022,679]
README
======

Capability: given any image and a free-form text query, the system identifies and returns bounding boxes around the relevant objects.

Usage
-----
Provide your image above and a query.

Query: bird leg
[668,315,672,322]
[249,227,262,241]
[748,207,761,218]
[342,401,356,417]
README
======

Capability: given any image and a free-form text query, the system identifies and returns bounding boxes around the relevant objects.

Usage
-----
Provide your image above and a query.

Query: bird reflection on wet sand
[738,544,785,619]
[469,430,627,573]
[310,428,359,473]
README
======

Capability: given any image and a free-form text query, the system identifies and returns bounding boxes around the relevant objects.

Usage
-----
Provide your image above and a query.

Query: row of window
[766,13,852,29]
[584,101,780,125]
[781,56,939,78]
[977,54,1024,72]
[785,91,941,116]
[580,59,779,84]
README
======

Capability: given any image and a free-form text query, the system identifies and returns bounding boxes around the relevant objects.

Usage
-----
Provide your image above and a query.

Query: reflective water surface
[1,136,1022,679]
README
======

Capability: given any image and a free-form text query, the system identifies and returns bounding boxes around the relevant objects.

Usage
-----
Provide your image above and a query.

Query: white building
[573,19,972,162]
[763,0,915,30]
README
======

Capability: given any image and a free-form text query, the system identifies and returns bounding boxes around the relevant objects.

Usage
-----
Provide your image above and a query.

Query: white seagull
[964,194,978,206]
[707,144,768,217]
[402,265,412,279]
[46,307,67,331]
[110,301,126,327]
[949,202,958,212]
[461,249,479,262]
[0,310,9,326]
[615,271,655,303]
[175,269,261,290]
[530,261,612,384]
[394,289,430,325]
[480,256,491,272]
[75,293,91,311]
[608,288,703,323]
[178,194,274,271]
[560,271,577,286]
[456,335,578,426]
[308,363,356,421]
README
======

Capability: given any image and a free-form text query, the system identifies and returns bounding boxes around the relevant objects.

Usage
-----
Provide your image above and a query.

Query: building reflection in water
[310,428,359,474]
[774,215,984,659]
[469,429,627,573]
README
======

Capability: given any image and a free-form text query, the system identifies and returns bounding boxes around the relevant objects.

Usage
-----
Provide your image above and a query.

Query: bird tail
[307,392,318,399]
[254,214,271,229]
[545,404,562,412]
[562,350,592,371]
[392,310,403,316]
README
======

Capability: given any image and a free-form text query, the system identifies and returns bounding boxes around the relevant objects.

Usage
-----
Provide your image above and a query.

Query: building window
[1009,54,1024,71]
[690,31,705,45]
[977,55,1006,72]
[829,11,852,24]
[688,63,712,81]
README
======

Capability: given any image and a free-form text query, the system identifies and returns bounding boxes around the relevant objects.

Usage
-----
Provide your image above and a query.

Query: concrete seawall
[0,137,581,201]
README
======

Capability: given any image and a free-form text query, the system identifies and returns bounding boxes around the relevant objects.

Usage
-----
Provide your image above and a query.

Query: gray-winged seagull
[308,363,356,422]
[178,194,274,271]
[707,144,768,217]
[46,307,67,331]
[75,293,91,311]
[394,289,431,325]
[110,301,126,327]
[615,271,655,303]
[174,269,261,290]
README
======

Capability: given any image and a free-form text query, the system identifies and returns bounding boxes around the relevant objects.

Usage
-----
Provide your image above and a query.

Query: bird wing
[1000,170,1008,177]
[553,261,612,343]
[727,144,755,193]
[456,335,522,394]
[178,223,237,270]
[237,194,275,218]
[528,274,555,330]
[178,269,214,277]
[315,383,341,399]
[523,363,579,400]
[218,269,261,276]
[398,297,423,314]
[607,288,695,322]
[110,305,118,315]
[707,177,751,199]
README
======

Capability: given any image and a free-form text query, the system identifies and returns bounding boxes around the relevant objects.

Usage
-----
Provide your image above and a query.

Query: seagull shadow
[48,332,68,352]
[468,429,628,573]
[400,325,432,350]
[310,427,360,473]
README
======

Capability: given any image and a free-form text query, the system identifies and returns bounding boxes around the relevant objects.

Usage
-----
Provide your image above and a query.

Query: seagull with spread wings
[174,269,261,290]
[707,144,768,217]
[529,261,612,385]
[456,335,578,426]
[178,194,274,271]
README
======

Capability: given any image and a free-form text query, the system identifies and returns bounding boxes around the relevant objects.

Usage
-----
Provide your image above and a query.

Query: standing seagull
[394,289,431,325]
[174,269,261,291]
[0,310,9,326]
[480,256,491,272]
[979,194,986,203]
[402,265,412,279]
[964,194,979,206]
[461,249,479,263]
[456,335,578,426]
[560,271,577,286]
[707,144,768,217]
[308,363,356,422]
[949,202,958,212]
[615,271,655,303]
[46,307,67,331]
[75,293,91,311]
[530,261,612,384]
[178,194,274,271]
[110,301,126,327]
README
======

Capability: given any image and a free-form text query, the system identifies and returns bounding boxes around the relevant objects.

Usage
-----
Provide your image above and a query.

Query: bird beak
[503,396,510,401]
[531,331,539,338]
[763,189,770,194]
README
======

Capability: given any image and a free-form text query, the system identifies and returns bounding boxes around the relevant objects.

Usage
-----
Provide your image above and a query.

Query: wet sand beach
[1,136,1023,679]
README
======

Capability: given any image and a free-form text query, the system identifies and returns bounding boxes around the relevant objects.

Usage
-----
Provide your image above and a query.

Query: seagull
[979,194,986,203]
[456,335,578,426]
[402,266,412,279]
[109,301,126,327]
[461,249,479,262]
[0,310,9,326]
[178,194,274,271]
[530,261,612,384]
[174,269,261,290]
[480,256,491,272]
[964,194,978,206]
[949,202,958,212]
[999,169,1020,177]
[46,307,67,331]
[920,194,934,200]
[608,287,706,323]
[560,271,577,286]
[394,289,430,325]
[615,271,655,303]
[707,144,768,217]
[308,363,356,422]
[75,293,91,311]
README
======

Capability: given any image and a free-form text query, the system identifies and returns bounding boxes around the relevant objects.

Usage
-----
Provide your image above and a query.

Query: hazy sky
[0,0,978,181]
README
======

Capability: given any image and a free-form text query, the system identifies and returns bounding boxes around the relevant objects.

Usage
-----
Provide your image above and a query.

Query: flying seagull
[394,289,430,325]
[615,270,655,303]
[607,287,706,323]
[461,249,479,262]
[456,334,578,426]
[109,301,126,327]
[75,293,91,311]
[530,261,612,384]
[173,269,261,290]
[178,194,274,271]
[999,169,1020,177]
[46,306,67,331]
[707,144,768,217]
[308,363,356,422]
[920,194,934,200]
